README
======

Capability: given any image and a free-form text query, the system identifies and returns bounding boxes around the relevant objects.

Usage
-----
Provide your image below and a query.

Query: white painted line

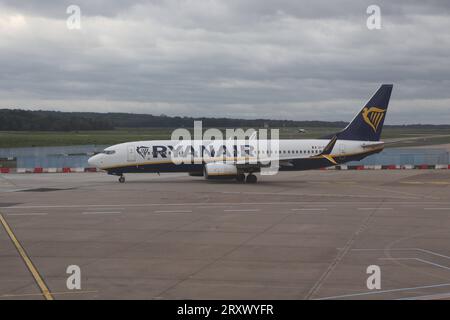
[399,292,450,300]
[222,191,416,200]
[347,248,450,260]
[82,211,121,215]
[224,209,260,212]
[414,248,450,260]
[6,213,48,216]
[5,201,450,210]
[154,210,192,214]
[357,207,393,210]
[291,208,328,211]
[196,206,229,209]
[380,258,450,271]
[317,282,450,300]
[84,207,125,211]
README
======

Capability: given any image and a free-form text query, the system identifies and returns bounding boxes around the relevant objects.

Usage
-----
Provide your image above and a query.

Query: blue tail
[337,84,393,141]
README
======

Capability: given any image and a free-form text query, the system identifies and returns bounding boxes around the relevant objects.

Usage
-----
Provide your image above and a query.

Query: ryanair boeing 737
[88,84,393,183]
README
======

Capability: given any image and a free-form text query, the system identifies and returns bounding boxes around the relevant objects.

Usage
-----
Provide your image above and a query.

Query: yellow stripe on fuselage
[99,147,383,171]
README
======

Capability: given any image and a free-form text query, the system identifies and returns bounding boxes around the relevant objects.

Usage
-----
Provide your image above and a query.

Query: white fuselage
[88,139,383,171]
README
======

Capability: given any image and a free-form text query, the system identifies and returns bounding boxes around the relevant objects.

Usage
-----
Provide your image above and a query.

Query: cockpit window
[104,150,116,155]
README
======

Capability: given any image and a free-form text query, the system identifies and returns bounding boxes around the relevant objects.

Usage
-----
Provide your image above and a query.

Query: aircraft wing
[361,142,385,149]
[310,135,339,165]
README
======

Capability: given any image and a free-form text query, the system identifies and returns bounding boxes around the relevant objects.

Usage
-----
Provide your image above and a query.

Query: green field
[1,127,450,148]
[0,129,173,148]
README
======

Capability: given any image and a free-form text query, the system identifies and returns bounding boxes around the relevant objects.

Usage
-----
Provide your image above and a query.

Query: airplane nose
[88,154,99,167]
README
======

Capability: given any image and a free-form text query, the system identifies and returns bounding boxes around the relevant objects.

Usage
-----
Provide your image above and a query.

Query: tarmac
[1,169,450,300]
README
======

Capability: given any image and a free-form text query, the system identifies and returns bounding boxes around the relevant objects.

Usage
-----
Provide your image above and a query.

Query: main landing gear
[236,173,246,183]
[246,174,257,184]
[118,175,125,183]
[236,173,257,183]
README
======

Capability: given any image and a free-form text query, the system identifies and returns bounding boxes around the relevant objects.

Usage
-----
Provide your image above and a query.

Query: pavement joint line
[0,175,19,187]
[196,206,230,209]
[222,191,417,200]
[90,209,214,299]
[154,203,296,298]
[291,208,328,211]
[379,258,450,271]
[357,207,393,210]
[153,210,193,213]
[81,211,122,215]
[6,213,49,216]
[0,212,53,300]
[347,248,450,260]
[305,202,380,299]
[4,201,450,209]
[399,292,450,300]
[224,209,260,212]
[355,183,440,200]
[317,282,450,300]
[84,207,125,210]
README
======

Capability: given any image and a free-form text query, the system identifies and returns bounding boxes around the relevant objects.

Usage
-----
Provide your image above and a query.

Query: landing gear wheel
[246,174,257,184]
[118,175,125,183]
[236,173,245,183]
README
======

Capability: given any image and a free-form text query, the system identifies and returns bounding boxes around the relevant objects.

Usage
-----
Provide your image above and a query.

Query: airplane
[88,84,393,183]
[297,128,307,133]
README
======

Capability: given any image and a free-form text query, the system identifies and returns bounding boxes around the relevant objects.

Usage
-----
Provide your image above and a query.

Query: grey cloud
[4,0,450,18]
[0,0,449,123]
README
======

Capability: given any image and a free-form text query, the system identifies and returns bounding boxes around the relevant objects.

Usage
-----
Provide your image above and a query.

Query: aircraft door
[339,141,346,155]
[127,145,136,162]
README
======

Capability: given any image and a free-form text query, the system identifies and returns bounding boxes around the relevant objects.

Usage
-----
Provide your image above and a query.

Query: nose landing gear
[118,175,125,183]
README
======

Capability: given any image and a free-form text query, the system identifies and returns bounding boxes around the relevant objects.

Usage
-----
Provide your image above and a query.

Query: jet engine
[203,162,238,179]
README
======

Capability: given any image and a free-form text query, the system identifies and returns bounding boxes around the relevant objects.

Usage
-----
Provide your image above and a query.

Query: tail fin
[337,84,393,141]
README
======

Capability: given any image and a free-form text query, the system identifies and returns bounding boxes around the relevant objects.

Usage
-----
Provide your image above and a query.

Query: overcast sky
[1,0,449,124]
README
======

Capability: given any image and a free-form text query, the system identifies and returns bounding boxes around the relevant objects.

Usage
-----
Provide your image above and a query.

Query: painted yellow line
[1,290,97,299]
[0,213,53,300]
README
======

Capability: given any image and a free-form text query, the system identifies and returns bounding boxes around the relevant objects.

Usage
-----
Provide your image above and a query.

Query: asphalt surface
[1,170,450,300]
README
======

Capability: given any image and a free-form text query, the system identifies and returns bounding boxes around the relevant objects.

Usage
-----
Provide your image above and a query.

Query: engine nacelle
[204,163,238,179]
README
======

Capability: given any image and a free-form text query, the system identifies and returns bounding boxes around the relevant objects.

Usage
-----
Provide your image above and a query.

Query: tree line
[0,109,113,131]
[0,109,348,131]
[1,109,448,131]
